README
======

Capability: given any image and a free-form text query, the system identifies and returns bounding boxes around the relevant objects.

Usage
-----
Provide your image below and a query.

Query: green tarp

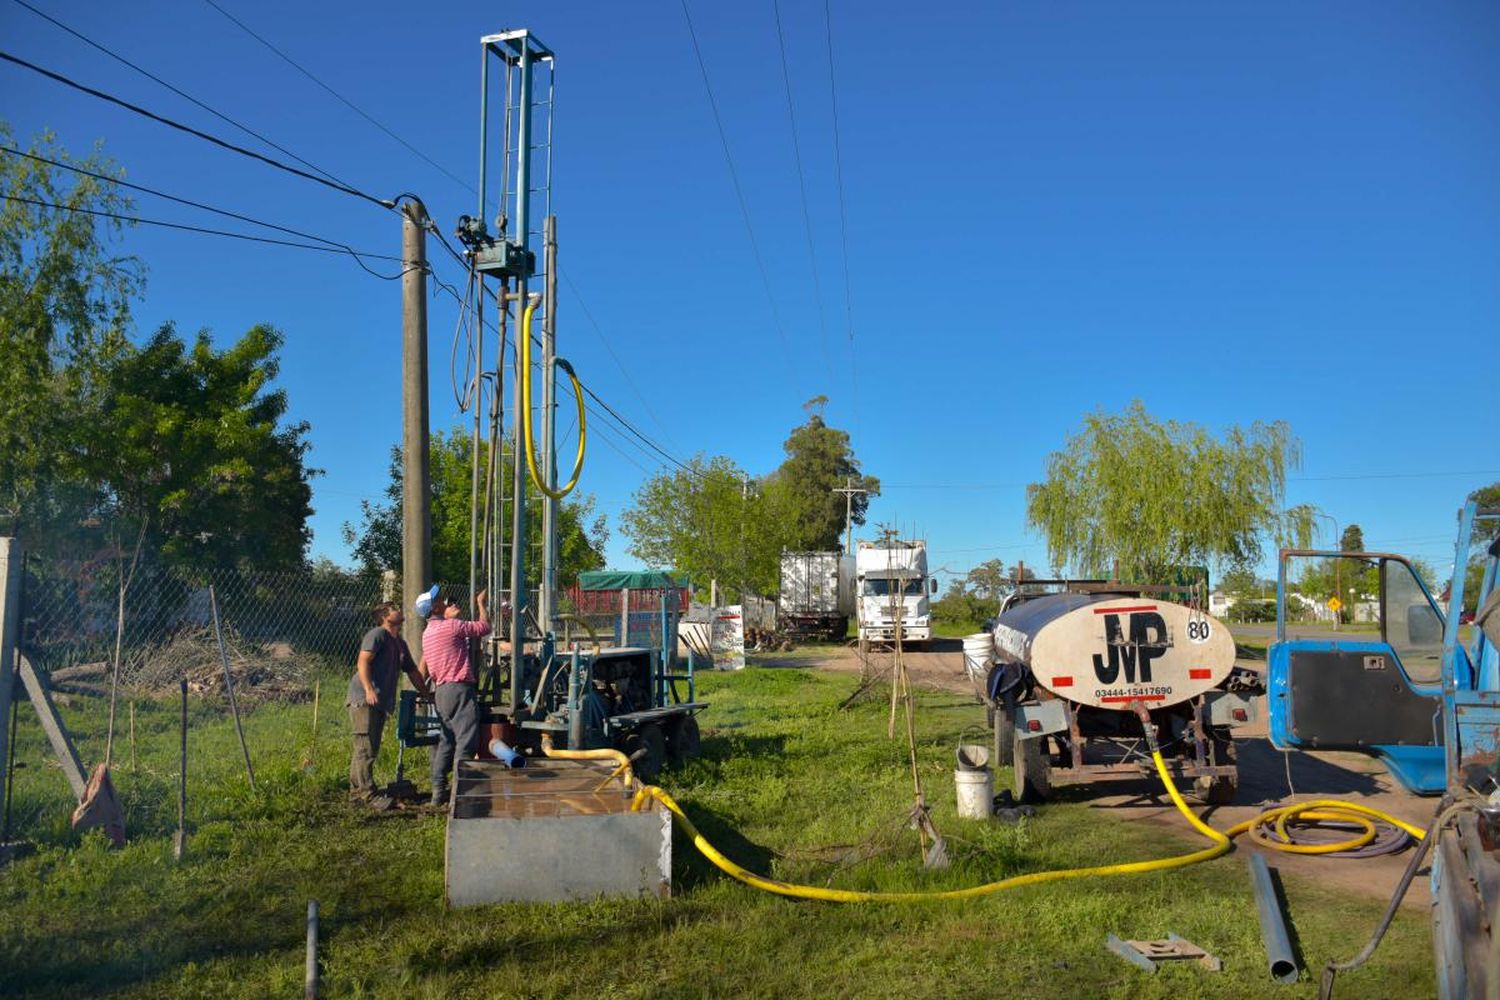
[576,570,686,592]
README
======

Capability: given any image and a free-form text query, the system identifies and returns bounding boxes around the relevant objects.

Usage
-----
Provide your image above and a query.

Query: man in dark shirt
[347,600,430,809]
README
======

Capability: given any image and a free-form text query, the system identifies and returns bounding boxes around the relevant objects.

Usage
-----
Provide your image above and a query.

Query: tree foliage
[618,402,877,599]
[343,428,607,587]
[1026,400,1317,579]
[1,125,314,570]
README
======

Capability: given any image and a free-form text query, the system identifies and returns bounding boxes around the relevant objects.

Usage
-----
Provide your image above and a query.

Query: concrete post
[0,537,20,802]
[402,200,432,665]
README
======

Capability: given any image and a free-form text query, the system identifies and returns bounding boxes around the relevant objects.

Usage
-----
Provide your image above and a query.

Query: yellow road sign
[1327,597,1343,612]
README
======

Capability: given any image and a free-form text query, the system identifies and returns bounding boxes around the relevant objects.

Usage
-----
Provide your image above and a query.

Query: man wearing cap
[414,585,492,807]
[347,601,431,810]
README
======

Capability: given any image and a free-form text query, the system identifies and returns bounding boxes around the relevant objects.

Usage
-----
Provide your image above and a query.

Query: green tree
[766,396,880,551]
[618,455,774,598]
[0,125,141,548]
[1341,524,1365,552]
[1,126,313,570]
[964,560,1008,602]
[344,429,607,587]
[1026,400,1317,580]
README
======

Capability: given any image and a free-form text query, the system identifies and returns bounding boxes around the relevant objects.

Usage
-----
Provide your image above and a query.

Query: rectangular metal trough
[444,758,672,907]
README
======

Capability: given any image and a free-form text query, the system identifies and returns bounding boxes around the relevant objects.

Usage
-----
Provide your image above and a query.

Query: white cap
[413,584,440,618]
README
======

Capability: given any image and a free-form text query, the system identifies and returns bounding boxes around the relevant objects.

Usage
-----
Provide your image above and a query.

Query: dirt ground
[793,637,1436,909]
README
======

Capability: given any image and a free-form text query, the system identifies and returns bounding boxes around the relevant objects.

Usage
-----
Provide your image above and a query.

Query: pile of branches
[127,627,314,703]
[746,626,794,652]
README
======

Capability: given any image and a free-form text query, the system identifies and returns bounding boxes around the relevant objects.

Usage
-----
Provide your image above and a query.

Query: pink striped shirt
[421,617,491,685]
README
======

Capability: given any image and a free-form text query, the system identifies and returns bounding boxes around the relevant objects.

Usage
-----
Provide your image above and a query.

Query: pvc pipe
[1248,853,1299,983]
[488,738,527,769]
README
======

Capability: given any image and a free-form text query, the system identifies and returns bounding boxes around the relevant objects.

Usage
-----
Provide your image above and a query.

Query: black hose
[1318,799,1471,1000]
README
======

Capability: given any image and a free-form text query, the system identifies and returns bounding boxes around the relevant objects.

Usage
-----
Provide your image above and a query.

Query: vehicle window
[1384,559,1445,683]
[862,578,924,597]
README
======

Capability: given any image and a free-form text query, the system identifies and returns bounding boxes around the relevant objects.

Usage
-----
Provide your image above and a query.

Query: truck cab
[855,539,938,645]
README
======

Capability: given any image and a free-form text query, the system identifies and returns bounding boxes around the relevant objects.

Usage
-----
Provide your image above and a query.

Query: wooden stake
[174,678,187,861]
[128,701,136,771]
[309,679,320,770]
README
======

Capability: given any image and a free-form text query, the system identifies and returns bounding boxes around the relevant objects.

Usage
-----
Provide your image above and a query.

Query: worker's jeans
[348,703,387,799]
[431,683,480,805]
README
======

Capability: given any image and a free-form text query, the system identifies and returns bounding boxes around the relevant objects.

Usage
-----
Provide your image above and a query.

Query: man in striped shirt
[414,585,492,808]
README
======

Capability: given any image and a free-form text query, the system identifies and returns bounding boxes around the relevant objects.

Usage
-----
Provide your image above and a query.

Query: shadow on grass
[672,801,778,893]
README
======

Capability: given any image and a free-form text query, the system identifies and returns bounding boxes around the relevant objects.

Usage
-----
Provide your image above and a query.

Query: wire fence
[20,556,404,702]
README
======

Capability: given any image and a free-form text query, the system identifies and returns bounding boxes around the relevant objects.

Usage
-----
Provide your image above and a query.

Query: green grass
[0,667,1435,998]
[932,620,985,639]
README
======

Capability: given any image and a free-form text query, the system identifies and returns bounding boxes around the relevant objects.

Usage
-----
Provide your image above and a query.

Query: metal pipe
[507,39,533,714]
[1248,853,1299,984]
[567,648,583,749]
[304,900,319,999]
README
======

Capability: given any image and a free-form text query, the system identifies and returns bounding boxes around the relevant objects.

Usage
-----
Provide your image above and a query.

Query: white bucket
[955,767,994,820]
[962,633,995,682]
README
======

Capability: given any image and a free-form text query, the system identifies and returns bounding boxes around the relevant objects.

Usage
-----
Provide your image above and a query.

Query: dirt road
[802,637,1436,908]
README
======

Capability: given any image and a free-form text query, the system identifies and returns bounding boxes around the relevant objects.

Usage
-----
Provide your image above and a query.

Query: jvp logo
[1091,611,1168,684]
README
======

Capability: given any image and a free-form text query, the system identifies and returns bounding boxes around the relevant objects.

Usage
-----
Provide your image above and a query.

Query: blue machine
[1269,500,1500,998]
[1269,501,1500,795]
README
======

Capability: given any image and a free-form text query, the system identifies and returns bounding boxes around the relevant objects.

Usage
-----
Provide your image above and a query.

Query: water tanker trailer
[986,589,1261,803]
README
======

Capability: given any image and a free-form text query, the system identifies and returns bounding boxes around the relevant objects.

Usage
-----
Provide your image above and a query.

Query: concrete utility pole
[401,199,432,665]
[833,476,868,556]
[0,537,21,798]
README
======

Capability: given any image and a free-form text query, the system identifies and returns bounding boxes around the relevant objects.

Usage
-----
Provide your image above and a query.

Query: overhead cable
[823,0,863,442]
[200,0,476,198]
[678,0,797,379]
[9,0,356,191]
[772,0,832,380]
[0,146,404,266]
[3,194,415,278]
[0,49,397,209]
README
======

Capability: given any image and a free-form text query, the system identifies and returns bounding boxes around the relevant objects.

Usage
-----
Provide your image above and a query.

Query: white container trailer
[777,551,855,640]
[855,539,938,645]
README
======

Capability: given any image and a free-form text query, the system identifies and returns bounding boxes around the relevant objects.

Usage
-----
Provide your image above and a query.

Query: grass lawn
[0,666,1435,998]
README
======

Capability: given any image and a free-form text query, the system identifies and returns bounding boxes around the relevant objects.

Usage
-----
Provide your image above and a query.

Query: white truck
[777,551,855,640]
[855,539,937,645]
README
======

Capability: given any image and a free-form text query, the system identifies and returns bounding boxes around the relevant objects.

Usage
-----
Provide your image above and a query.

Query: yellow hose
[627,751,1230,902]
[545,739,1422,900]
[1228,799,1425,855]
[519,296,586,500]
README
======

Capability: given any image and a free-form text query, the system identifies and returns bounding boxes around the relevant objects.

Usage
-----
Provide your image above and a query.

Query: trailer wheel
[624,723,667,783]
[667,715,701,764]
[1013,732,1050,804]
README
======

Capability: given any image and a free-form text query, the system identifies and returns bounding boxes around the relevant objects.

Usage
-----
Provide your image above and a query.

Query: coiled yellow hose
[519,296,586,500]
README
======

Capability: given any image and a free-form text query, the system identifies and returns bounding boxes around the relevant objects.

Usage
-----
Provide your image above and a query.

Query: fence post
[174,677,187,861]
[0,538,20,810]
[619,587,630,646]
[209,584,255,790]
[305,899,320,998]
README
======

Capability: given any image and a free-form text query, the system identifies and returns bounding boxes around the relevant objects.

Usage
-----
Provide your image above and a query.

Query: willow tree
[1026,401,1317,580]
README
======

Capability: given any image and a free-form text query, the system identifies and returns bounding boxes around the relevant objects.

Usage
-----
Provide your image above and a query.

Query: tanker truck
[984,585,1261,803]
[855,538,938,646]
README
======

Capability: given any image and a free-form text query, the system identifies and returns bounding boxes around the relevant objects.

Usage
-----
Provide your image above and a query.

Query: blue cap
[413,584,440,618]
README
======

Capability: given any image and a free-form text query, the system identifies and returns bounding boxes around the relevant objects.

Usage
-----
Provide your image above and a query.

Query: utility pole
[833,476,868,556]
[538,215,559,631]
[401,199,432,665]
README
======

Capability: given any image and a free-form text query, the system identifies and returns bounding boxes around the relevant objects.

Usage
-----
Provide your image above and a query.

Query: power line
[3,194,414,278]
[823,0,862,441]
[201,0,476,198]
[0,146,405,268]
[0,49,396,209]
[9,0,355,191]
[677,0,797,380]
[772,0,832,381]
[558,266,682,451]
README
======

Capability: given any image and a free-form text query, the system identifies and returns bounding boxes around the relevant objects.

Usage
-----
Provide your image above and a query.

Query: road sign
[1327,597,1343,612]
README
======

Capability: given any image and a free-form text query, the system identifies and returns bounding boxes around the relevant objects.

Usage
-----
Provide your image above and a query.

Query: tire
[667,715,701,764]
[1013,730,1050,804]
[626,723,667,783]
[993,697,1015,767]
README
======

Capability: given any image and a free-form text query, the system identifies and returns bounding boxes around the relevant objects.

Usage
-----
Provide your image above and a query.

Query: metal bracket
[1106,933,1222,973]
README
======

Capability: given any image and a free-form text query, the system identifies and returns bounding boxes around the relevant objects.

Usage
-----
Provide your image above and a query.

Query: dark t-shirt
[346,626,415,713]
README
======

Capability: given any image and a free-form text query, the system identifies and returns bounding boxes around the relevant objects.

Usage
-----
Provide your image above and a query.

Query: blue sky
[4,0,1498,587]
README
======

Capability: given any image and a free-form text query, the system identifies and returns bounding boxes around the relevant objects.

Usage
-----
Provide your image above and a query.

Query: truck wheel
[993,698,1015,767]
[1013,732,1050,804]
[667,715,701,764]
[623,723,667,783]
